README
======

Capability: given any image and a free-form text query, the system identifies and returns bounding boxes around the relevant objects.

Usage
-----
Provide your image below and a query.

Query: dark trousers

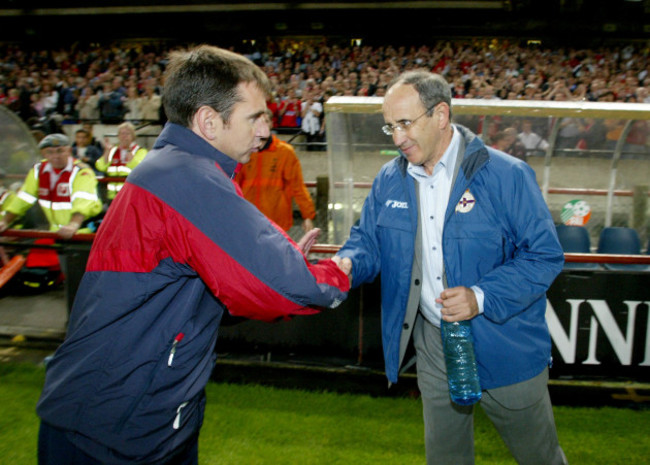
[38,421,198,465]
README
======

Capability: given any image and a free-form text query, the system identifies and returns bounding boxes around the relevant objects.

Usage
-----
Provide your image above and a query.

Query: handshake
[297,228,352,284]
[331,255,352,282]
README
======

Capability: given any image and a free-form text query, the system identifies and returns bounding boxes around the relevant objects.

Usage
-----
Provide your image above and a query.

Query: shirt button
[414,279,420,286]
[436,276,441,281]
[432,246,437,251]
[430,215,434,220]
[403,323,410,330]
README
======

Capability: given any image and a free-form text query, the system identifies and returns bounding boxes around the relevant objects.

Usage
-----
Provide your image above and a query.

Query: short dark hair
[162,45,271,128]
[389,71,453,119]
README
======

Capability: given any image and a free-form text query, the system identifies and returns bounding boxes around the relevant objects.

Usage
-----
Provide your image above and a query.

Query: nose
[392,130,407,147]
[256,118,271,139]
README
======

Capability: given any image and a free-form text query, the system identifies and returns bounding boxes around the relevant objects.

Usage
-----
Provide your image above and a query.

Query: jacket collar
[154,122,239,178]
[41,156,74,175]
[396,124,489,179]
[455,124,489,180]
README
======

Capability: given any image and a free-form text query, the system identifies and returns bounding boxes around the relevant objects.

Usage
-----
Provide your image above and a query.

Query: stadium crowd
[1,39,650,127]
[1,39,650,159]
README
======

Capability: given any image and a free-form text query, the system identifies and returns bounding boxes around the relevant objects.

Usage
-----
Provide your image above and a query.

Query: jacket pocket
[377,203,412,232]
[113,332,184,434]
[444,219,505,279]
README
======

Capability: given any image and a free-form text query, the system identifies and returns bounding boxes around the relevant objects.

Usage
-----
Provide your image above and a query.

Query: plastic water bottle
[441,320,482,406]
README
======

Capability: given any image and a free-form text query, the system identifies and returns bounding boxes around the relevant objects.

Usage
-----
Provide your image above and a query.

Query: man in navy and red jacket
[36,45,349,465]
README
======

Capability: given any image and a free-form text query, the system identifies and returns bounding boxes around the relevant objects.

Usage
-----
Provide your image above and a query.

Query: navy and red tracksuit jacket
[36,123,349,464]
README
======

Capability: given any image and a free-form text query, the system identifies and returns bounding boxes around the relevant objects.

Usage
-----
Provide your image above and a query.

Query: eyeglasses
[381,104,439,136]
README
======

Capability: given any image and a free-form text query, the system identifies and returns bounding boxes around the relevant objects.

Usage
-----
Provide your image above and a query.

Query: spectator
[492,127,528,162]
[35,44,349,465]
[97,76,126,124]
[139,79,162,123]
[575,117,607,154]
[334,71,566,465]
[72,127,102,171]
[80,122,105,153]
[318,88,336,149]
[235,110,316,234]
[518,119,549,156]
[55,73,80,121]
[300,88,323,151]
[266,90,282,127]
[555,117,582,153]
[491,131,510,152]
[635,86,650,103]
[123,84,143,122]
[278,88,301,128]
[95,121,147,201]
[0,133,102,239]
[75,85,101,121]
[37,81,59,116]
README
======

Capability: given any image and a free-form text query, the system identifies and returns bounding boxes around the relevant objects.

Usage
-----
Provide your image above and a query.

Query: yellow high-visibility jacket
[6,157,102,233]
[95,143,147,199]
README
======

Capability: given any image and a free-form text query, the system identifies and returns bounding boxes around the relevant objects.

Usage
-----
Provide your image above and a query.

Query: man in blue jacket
[334,71,567,464]
[36,45,349,465]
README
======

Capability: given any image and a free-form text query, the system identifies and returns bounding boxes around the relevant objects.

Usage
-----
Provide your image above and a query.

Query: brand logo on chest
[385,199,408,209]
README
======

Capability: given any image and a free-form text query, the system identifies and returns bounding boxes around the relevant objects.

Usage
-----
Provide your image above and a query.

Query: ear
[191,105,223,142]
[436,102,451,129]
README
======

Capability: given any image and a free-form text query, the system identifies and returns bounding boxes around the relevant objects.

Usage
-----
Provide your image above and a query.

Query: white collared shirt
[407,126,484,326]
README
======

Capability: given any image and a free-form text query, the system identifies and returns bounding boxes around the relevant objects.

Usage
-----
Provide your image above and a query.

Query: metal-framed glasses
[381,104,438,136]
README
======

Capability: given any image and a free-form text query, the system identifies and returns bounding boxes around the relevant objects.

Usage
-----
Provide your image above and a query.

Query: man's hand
[57,223,80,240]
[302,218,314,232]
[102,137,114,162]
[437,286,479,322]
[297,227,321,255]
[332,255,353,286]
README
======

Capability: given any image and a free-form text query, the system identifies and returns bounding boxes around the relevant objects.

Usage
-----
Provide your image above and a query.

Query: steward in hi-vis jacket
[0,133,102,238]
[95,122,148,200]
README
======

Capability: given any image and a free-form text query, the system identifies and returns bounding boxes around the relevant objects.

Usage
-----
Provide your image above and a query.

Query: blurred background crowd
[1,38,650,134]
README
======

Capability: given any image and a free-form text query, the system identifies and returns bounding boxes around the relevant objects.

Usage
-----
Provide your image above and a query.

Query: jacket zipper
[113,332,184,433]
[168,333,185,366]
[173,402,189,430]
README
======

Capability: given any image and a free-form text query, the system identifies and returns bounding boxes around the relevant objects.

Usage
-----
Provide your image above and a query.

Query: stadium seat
[596,227,648,271]
[555,224,601,270]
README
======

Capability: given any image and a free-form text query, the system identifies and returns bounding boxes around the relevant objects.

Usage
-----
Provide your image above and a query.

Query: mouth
[254,138,269,151]
[400,144,415,156]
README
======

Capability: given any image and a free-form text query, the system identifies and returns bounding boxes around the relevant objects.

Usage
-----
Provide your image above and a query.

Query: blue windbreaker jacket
[338,125,564,389]
[36,123,349,464]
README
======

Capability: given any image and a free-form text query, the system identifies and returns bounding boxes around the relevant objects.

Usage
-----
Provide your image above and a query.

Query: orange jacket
[235,135,315,231]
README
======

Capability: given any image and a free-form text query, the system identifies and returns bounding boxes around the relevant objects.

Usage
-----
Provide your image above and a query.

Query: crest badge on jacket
[456,189,476,213]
